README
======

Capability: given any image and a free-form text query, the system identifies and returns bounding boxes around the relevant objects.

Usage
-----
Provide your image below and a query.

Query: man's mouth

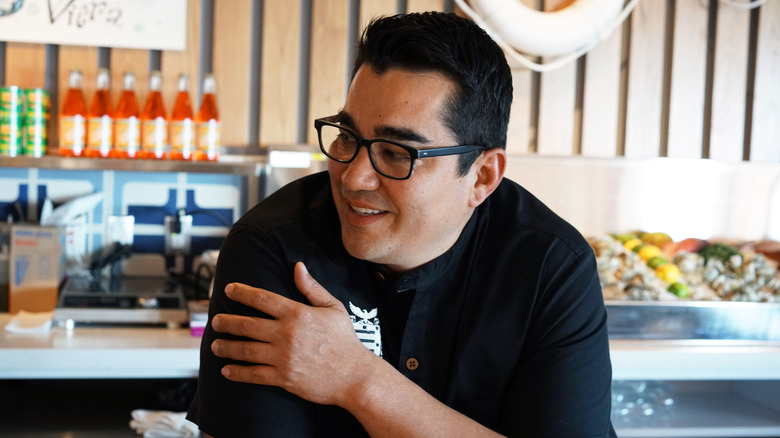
[351,205,385,216]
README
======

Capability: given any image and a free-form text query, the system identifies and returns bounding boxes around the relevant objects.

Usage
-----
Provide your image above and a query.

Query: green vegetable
[698,243,740,263]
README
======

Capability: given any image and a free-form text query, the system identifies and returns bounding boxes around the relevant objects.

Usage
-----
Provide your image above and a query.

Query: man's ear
[468,148,506,207]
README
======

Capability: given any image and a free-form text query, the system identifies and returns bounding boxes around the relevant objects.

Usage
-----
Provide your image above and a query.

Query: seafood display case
[505,156,780,437]
[507,155,780,341]
[587,233,780,342]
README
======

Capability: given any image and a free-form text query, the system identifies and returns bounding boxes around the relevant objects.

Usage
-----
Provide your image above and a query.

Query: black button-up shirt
[188,171,616,437]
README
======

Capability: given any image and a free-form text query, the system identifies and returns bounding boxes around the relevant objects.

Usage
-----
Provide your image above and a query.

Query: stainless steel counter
[606,300,780,341]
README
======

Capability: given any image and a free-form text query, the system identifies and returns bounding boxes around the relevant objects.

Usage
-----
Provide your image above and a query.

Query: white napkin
[4,310,54,334]
[130,409,199,437]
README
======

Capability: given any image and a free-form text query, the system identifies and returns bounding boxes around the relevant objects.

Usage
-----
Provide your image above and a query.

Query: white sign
[0,0,187,51]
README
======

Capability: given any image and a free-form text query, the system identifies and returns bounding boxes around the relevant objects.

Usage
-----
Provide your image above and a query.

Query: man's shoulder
[486,178,590,255]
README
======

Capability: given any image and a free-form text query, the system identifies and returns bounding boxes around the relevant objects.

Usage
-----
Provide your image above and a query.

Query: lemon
[638,244,662,261]
[623,238,643,252]
[656,263,681,284]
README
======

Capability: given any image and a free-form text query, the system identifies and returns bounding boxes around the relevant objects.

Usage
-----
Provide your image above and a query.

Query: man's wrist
[339,351,396,412]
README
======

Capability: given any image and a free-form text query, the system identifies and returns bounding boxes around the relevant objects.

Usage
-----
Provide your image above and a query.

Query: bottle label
[142,117,168,158]
[196,119,221,160]
[115,116,140,155]
[87,115,113,156]
[59,114,86,155]
[170,118,195,159]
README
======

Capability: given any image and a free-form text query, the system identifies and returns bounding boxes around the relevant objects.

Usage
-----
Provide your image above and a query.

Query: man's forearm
[343,354,504,438]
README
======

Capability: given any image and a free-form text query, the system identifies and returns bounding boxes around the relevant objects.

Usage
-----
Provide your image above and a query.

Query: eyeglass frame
[314,115,489,180]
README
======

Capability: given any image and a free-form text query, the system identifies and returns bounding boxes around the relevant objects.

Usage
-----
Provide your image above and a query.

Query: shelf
[0,154,267,176]
[0,153,269,205]
[615,391,780,437]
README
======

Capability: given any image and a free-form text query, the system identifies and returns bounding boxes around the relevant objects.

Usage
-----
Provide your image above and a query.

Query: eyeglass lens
[319,124,413,179]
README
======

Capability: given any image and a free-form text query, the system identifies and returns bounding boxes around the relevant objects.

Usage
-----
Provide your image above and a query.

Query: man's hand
[210,262,378,406]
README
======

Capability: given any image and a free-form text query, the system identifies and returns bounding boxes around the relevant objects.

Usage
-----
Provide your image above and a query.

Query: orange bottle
[169,73,195,160]
[140,70,168,159]
[114,71,140,159]
[85,68,114,158]
[58,69,87,157]
[194,74,220,161]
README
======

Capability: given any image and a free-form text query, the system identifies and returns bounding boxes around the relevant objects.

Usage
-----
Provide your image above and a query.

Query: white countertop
[3,313,780,380]
[0,313,202,379]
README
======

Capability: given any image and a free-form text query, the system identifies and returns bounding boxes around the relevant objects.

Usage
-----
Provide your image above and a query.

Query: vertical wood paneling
[710,4,750,162]
[161,0,201,111]
[58,46,98,119]
[3,1,780,160]
[506,68,533,154]
[5,43,46,89]
[504,0,536,155]
[308,0,350,144]
[624,0,666,158]
[536,0,577,156]
[537,63,576,155]
[581,25,623,157]
[109,49,149,109]
[260,0,301,145]
[406,0,445,12]
[667,1,709,159]
[213,0,252,147]
[749,1,780,163]
[360,0,397,26]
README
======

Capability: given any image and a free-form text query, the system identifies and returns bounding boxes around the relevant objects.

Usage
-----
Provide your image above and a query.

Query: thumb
[294,262,340,308]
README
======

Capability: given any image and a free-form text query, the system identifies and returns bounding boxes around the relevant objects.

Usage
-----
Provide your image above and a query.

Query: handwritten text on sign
[0,0,187,51]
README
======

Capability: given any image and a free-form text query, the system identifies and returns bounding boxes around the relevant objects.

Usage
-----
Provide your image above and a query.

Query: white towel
[4,310,53,334]
[130,409,199,437]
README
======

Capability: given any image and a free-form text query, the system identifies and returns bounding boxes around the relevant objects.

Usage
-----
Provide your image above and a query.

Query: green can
[0,116,23,157]
[23,116,48,156]
[0,86,24,117]
[24,88,50,119]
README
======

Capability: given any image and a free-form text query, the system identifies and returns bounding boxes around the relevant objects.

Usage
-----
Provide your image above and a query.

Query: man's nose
[341,146,381,190]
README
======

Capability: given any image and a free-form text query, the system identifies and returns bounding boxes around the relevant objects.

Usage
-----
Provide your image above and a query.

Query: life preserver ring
[466,0,625,58]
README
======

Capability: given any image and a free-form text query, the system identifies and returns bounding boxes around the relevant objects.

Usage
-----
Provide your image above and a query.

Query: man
[188,12,616,437]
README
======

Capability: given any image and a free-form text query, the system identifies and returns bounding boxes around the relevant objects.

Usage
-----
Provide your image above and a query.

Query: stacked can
[0,86,23,156]
[23,88,50,157]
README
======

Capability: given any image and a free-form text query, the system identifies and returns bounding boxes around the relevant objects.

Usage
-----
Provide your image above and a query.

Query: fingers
[212,337,272,363]
[294,262,341,308]
[224,282,290,317]
[212,313,274,341]
[220,364,275,384]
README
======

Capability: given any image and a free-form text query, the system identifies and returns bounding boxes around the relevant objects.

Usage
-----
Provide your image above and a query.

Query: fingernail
[298,261,309,275]
[225,283,234,295]
[211,340,220,353]
[221,367,231,378]
[211,315,219,330]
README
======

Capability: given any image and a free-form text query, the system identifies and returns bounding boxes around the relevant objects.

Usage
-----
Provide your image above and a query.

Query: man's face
[329,66,480,272]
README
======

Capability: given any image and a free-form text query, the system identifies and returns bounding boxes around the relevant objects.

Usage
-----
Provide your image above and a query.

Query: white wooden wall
[1,0,778,163]
[507,0,780,164]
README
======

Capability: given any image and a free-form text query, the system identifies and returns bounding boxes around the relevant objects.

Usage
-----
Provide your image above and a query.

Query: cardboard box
[9,225,65,313]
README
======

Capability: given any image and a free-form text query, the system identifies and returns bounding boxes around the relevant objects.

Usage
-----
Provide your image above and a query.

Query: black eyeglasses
[314,115,488,180]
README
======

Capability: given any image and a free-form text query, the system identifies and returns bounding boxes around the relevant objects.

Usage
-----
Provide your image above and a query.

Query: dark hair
[352,12,513,175]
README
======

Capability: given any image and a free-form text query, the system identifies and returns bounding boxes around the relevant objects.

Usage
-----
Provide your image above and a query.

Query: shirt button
[405,357,419,370]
